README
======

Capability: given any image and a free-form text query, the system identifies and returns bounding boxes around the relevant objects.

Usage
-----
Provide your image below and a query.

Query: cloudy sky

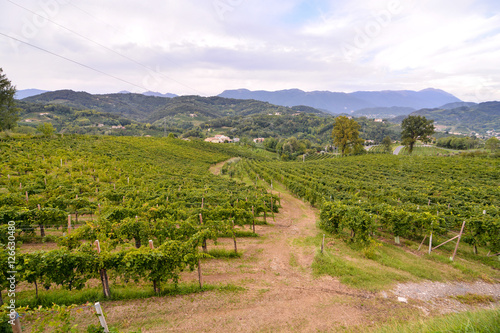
[1,0,499,101]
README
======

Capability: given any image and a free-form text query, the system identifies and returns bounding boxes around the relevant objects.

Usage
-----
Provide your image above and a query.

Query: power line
[5,0,205,95]
[0,32,148,91]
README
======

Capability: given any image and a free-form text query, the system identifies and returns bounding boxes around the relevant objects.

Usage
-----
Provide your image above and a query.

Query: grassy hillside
[390,101,500,135]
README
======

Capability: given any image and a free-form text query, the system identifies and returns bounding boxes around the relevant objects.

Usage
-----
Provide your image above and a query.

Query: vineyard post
[67,215,71,233]
[451,220,466,261]
[25,191,28,202]
[232,220,237,254]
[94,302,110,333]
[199,213,207,253]
[201,197,204,209]
[149,240,154,249]
[198,258,203,289]
[417,235,427,251]
[11,312,21,333]
[252,206,255,233]
[321,234,325,254]
[263,202,267,223]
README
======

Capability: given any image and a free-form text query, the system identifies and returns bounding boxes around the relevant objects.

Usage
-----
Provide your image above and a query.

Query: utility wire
[5,0,205,95]
[0,32,148,91]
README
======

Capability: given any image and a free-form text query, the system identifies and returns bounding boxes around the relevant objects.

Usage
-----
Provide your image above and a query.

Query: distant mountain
[142,91,178,98]
[218,88,462,114]
[389,102,500,134]
[15,89,50,99]
[351,106,415,118]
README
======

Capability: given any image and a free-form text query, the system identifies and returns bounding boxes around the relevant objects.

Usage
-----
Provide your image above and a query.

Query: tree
[401,115,435,154]
[37,122,55,137]
[382,136,392,153]
[0,68,18,131]
[485,137,499,152]
[331,116,361,155]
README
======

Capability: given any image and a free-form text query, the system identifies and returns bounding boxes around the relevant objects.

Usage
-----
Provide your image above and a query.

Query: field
[1,136,499,332]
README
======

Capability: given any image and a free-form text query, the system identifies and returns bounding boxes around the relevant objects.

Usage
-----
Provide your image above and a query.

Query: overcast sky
[1,0,499,101]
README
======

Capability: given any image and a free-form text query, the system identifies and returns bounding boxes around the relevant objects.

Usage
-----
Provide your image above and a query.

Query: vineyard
[227,155,500,256]
[1,135,499,332]
[0,136,279,309]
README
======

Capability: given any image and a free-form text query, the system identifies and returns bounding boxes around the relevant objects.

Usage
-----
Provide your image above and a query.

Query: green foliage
[401,115,435,154]
[381,136,392,153]
[437,135,481,150]
[485,136,499,152]
[37,122,55,137]
[331,116,363,155]
[0,68,18,131]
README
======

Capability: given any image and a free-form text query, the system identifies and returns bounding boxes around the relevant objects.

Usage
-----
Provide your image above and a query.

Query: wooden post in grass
[25,191,28,202]
[201,197,204,209]
[321,234,325,254]
[67,215,71,233]
[198,259,203,289]
[199,213,207,253]
[94,302,109,333]
[11,312,21,333]
[451,221,466,261]
[232,220,237,254]
[418,235,427,251]
[252,206,255,233]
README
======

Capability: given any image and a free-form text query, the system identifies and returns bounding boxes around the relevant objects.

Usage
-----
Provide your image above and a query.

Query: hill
[389,102,500,135]
[218,88,461,114]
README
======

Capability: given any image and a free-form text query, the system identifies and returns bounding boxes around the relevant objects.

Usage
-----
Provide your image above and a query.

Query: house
[374,119,383,123]
[189,114,197,118]
[253,138,265,143]
[204,134,233,143]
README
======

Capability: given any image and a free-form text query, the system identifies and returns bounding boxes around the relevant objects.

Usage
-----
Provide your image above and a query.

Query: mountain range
[218,88,462,114]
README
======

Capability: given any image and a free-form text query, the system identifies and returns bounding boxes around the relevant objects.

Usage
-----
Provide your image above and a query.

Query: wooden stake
[321,234,325,254]
[11,312,22,333]
[451,221,466,261]
[252,206,255,233]
[25,191,28,202]
[201,197,204,209]
[67,215,72,233]
[418,235,427,251]
[232,220,237,253]
[198,259,203,289]
[149,240,154,249]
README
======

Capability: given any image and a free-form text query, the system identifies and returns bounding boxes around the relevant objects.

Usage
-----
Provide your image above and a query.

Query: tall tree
[332,116,362,155]
[485,137,499,152]
[401,115,435,154]
[382,135,392,154]
[0,68,18,131]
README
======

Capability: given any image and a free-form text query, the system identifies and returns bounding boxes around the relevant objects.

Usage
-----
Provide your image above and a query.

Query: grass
[206,248,242,258]
[370,308,500,333]
[311,231,500,291]
[15,282,244,308]
[399,146,455,156]
[452,293,496,305]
